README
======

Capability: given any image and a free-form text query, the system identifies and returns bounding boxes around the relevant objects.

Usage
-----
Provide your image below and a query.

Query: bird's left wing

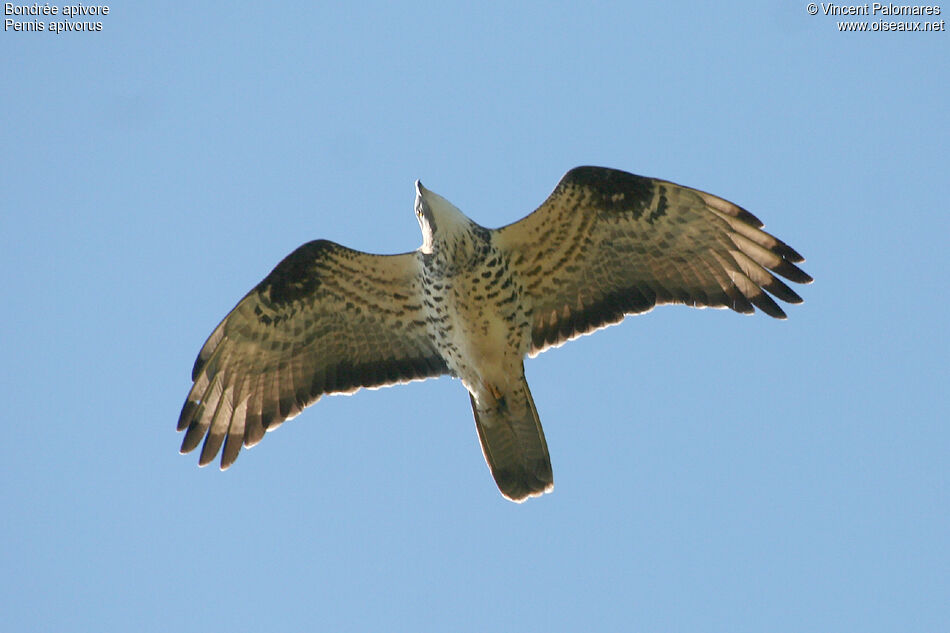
[495,166,812,356]
[178,240,448,469]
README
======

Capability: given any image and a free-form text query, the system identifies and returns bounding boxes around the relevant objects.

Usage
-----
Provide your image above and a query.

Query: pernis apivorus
[178,166,811,502]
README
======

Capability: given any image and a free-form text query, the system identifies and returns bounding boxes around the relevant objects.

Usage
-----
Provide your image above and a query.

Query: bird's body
[178,166,811,501]
[414,195,552,498]
[419,212,527,399]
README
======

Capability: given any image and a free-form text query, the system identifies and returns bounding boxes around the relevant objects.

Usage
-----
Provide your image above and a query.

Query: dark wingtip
[763,277,803,305]
[773,260,813,285]
[179,415,206,454]
[220,434,242,470]
[191,355,206,382]
[779,242,806,264]
[750,291,787,319]
[734,206,764,228]
[177,400,198,432]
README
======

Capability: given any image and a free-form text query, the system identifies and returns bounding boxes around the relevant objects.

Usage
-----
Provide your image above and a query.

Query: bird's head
[414,180,475,254]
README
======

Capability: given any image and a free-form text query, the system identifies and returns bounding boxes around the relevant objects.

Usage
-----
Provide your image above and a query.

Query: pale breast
[422,246,532,395]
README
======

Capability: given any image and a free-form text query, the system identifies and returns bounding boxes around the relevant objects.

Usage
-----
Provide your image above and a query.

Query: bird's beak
[414,180,427,218]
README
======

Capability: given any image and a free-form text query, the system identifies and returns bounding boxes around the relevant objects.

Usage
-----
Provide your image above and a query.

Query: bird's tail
[469,377,553,502]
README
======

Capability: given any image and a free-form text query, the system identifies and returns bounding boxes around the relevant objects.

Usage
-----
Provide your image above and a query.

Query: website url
[837,18,946,29]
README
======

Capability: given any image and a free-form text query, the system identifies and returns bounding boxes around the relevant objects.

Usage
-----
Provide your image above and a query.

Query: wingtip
[177,400,198,432]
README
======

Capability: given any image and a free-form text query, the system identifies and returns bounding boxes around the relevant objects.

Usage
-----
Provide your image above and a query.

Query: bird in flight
[178,166,811,502]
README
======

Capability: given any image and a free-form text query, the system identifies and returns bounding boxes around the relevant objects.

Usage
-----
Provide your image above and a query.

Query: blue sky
[2,2,947,631]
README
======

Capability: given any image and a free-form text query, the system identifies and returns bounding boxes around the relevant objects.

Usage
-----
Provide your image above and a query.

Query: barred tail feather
[469,379,553,502]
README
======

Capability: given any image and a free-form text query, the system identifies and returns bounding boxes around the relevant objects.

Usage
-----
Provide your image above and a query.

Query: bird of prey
[178,166,811,502]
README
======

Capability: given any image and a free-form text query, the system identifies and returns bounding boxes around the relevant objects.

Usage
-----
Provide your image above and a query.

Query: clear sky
[2,2,947,631]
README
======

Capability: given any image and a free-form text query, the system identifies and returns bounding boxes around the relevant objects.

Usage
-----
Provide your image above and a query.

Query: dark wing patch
[178,240,448,469]
[495,166,812,355]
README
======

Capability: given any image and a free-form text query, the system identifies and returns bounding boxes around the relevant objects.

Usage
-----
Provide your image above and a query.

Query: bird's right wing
[495,167,812,356]
[178,240,448,469]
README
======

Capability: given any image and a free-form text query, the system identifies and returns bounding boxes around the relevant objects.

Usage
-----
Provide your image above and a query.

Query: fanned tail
[469,378,553,502]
